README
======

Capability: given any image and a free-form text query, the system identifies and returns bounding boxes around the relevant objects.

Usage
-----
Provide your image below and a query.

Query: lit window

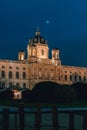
[20,55,24,60]
[45,73,47,77]
[39,72,41,77]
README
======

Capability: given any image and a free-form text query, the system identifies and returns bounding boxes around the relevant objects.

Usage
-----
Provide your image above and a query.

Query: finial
[36,26,40,35]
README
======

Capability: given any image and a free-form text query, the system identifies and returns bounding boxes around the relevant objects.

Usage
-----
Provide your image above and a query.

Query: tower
[27,29,49,61]
[18,50,25,61]
[52,48,61,65]
[52,48,60,59]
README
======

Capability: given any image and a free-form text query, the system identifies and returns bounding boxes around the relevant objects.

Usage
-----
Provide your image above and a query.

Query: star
[46,20,50,24]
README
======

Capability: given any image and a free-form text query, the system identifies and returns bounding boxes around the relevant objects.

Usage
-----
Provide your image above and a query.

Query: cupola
[27,28,49,60]
[18,50,25,61]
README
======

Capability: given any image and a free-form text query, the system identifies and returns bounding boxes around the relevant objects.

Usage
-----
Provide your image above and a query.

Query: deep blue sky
[0,0,87,67]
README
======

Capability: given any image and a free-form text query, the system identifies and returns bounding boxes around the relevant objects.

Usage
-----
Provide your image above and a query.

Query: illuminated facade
[0,30,87,90]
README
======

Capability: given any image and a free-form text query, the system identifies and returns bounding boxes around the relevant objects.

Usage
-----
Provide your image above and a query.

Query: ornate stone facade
[0,30,87,90]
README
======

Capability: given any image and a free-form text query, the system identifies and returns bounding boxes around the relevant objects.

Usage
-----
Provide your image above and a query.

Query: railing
[0,103,87,130]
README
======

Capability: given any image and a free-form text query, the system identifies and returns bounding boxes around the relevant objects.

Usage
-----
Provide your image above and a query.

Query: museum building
[0,29,87,90]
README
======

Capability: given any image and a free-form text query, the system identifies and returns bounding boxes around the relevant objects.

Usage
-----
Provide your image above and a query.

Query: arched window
[45,73,47,77]
[23,72,26,79]
[32,49,36,56]
[70,75,72,81]
[16,72,19,79]
[2,82,5,87]
[74,75,77,81]
[50,73,53,78]
[79,76,81,81]
[65,75,67,81]
[39,72,41,77]
[23,83,26,88]
[42,49,44,55]
[9,71,12,78]
[65,71,67,73]
[9,82,12,86]
[84,76,86,81]
[16,83,19,86]
[1,71,5,78]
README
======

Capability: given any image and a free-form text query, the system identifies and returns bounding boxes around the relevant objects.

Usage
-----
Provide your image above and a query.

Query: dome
[52,48,58,50]
[28,29,47,46]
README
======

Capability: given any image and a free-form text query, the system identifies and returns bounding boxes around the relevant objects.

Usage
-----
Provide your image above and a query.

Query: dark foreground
[0,103,87,130]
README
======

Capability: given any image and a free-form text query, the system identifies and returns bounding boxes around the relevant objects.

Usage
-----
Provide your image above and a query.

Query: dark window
[65,71,67,73]
[1,71,5,78]
[23,67,26,70]
[58,76,60,80]
[42,49,44,55]
[39,68,41,70]
[70,75,72,81]
[16,67,19,69]
[9,71,12,78]
[79,76,81,81]
[84,76,86,81]
[9,66,12,69]
[16,83,19,86]
[23,83,26,88]
[16,72,19,79]
[2,82,5,87]
[2,66,5,68]
[74,75,77,81]
[9,82,12,86]
[65,75,67,81]
[23,72,26,79]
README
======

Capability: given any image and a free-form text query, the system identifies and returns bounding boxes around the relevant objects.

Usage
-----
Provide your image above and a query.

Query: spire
[35,26,41,36]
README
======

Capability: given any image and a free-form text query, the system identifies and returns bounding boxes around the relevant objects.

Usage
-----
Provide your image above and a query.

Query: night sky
[0,0,87,67]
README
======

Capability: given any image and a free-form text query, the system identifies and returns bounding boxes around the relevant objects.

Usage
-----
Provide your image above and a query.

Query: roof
[28,29,47,46]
